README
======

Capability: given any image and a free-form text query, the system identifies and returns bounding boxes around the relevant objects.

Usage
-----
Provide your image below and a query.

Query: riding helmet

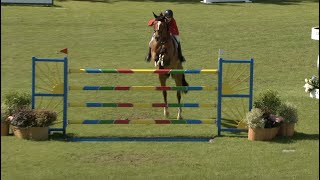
[164,9,173,18]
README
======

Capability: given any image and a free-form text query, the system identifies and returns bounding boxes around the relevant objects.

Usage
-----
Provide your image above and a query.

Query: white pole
[218,49,224,59]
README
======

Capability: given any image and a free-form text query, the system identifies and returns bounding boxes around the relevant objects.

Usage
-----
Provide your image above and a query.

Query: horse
[149,12,189,120]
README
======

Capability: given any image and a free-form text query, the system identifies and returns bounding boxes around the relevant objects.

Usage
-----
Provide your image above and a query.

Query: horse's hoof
[177,116,183,120]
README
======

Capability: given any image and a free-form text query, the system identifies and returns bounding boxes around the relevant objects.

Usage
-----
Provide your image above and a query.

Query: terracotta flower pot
[277,123,295,137]
[29,127,49,141]
[12,126,30,139]
[248,127,280,141]
[1,122,10,136]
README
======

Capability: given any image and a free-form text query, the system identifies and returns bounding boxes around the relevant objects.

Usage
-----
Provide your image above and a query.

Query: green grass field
[1,0,319,179]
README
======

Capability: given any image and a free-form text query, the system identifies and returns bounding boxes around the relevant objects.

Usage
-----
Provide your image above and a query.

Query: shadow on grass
[216,131,319,142]
[49,131,318,143]
[272,131,319,143]
[49,132,70,141]
[218,132,248,138]
[49,132,215,142]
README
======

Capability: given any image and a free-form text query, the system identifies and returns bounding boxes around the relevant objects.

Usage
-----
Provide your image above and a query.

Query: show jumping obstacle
[31,56,254,141]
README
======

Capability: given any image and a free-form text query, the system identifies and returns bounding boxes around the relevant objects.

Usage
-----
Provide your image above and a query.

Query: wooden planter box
[12,126,30,140]
[12,126,49,140]
[277,123,295,137]
[29,127,49,141]
[1,122,10,136]
[248,127,280,141]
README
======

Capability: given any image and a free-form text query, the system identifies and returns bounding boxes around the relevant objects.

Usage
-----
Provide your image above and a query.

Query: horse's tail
[182,74,189,94]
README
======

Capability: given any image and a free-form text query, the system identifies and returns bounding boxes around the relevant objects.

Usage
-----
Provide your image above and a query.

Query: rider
[145,9,186,63]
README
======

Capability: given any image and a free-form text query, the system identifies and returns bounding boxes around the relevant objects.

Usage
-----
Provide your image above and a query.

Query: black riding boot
[178,43,186,62]
[145,47,151,62]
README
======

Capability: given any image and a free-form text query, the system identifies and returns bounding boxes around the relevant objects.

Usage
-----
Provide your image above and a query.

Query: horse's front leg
[159,74,169,118]
[174,74,183,120]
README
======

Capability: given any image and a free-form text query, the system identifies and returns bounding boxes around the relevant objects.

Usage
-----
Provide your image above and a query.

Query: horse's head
[153,12,165,21]
[152,12,169,42]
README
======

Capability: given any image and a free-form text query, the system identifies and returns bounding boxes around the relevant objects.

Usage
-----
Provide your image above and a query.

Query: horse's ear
[153,12,158,18]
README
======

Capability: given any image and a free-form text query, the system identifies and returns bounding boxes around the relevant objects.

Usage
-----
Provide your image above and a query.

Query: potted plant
[276,102,298,137]
[303,75,319,99]
[246,90,284,141]
[1,105,10,136]
[245,108,283,141]
[9,107,35,139]
[253,89,282,115]
[3,91,32,139]
[9,108,57,141]
[29,109,57,141]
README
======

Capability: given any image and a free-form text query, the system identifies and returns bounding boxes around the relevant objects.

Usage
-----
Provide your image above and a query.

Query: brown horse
[149,12,189,119]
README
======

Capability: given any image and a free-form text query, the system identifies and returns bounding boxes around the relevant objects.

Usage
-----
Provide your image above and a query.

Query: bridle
[154,20,169,44]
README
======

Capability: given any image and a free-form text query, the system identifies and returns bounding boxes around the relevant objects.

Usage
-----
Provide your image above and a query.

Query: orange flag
[60,48,68,55]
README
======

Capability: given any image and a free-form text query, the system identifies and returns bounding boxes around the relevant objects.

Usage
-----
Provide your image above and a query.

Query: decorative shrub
[9,108,57,128]
[245,108,284,129]
[3,91,31,115]
[10,107,36,128]
[254,89,282,115]
[33,109,57,127]
[277,102,298,124]
[1,104,10,123]
[245,108,265,128]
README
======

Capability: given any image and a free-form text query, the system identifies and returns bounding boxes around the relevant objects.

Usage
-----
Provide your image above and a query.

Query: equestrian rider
[145,9,186,63]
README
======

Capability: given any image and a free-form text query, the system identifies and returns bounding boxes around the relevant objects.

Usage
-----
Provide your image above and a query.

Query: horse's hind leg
[159,74,169,118]
[174,74,183,120]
